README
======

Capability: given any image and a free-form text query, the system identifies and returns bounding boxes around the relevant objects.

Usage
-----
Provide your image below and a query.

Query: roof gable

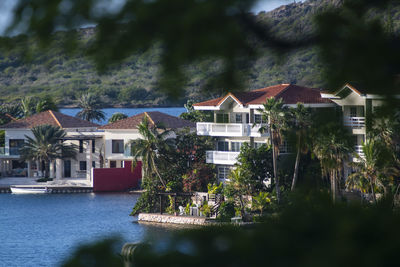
[0,110,99,129]
[100,111,194,130]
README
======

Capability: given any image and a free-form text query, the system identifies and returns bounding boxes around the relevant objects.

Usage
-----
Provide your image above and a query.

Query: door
[64,160,71,178]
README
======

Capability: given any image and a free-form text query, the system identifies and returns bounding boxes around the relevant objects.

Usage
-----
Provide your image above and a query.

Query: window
[112,140,124,153]
[217,141,229,151]
[279,140,292,154]
[92,161,96,168]
[235,114,242,123]
[9,139,24,155]
[246,113,250,123]
[255,142,265,149]
[350,106,357,117]
[79,161,87,171]
[231,142,242,152]
[216,113,229,123]
[110,161,117,168]
[218,166,231,180]
[79,140,84,153]
[254,114,264,123]
[92,140,96,153]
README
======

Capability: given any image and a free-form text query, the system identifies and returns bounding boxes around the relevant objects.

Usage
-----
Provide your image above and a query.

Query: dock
[0,184,93,194]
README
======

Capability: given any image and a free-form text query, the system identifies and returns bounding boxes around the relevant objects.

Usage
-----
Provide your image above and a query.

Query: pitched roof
[194,84,332,107]
[100,111,195,130]
[0,110,99,129]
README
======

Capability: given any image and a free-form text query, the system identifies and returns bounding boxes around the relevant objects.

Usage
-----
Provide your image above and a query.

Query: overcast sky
[0,0,299,35]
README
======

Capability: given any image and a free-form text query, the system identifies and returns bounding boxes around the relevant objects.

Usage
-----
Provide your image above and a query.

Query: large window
[216,113,229,123]
[254,114,265,123]
[217,141,229,151]
[218,166,231,180]
[231,142,242,152]
[112,140,124,153]
[9,139,24,155]
[235,114,242,123]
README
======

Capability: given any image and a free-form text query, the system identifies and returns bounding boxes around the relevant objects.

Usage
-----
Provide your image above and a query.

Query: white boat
[10,186,51,194]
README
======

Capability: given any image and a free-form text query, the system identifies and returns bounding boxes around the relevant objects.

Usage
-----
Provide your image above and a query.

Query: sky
[0,0,301,35]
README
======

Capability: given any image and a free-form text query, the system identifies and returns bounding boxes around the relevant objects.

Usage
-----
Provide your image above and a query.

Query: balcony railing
[344,117,365,128]
[354,145,365,158]
[206,151,240,165]
[197,123,269,137]
[0,147,21,156]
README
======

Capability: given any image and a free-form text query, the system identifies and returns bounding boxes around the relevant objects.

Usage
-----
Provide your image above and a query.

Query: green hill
[0,0,397,107]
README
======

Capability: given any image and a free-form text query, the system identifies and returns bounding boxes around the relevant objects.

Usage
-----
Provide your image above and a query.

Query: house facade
[193,84,336,181]
[0,110,101,180]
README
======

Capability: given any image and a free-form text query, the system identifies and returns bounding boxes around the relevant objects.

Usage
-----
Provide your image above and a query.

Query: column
[56,159,62,179]
[86,140,93,181]
[49,160,55,178]
[27,161,32,177]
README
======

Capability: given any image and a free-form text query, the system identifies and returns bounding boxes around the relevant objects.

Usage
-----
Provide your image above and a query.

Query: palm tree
[258,97,289,203]
[36,96,59,113]
[108,112,128,123]
[348,139,399,204]
[19,125,77,178]
[289,103,312,191]
[313,124,353,202]
[76,93,106,122]
[128,116,175,188]
[20,97,37,118]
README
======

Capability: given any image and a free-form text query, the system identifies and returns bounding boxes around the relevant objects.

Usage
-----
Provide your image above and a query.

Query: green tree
[179,100,211,122]
[20,97,37,118]
[0,103,23,125]
[108,112,128,123]
[252,191,273,216]
[19,125,77,178]
[76,93,105,122]
[313,123,354,202]
[258,97,289,203]
[36,95,59,113]
[289,103,312,191]
[128,116,175,188]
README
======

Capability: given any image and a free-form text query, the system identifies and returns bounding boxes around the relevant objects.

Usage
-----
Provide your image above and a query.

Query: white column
[49,160,55,178]
[56,159,62,179]
[86,140,93,181]
[27,161,32,177]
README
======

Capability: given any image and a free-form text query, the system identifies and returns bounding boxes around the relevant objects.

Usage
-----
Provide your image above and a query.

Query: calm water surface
[60,107,186,125]
[0,193,182,267]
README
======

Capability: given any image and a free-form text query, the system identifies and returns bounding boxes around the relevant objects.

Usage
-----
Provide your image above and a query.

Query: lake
[60,107,187,125]
[0,193,183,267]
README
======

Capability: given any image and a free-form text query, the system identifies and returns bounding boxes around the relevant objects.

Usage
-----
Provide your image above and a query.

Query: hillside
[0,0,397,107]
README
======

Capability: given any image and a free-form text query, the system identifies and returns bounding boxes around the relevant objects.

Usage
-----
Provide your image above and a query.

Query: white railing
[197,123,269,137]
[206,151,240,165]
[344,117,365,128]
[354,145,365,158]
[247,124,269,137]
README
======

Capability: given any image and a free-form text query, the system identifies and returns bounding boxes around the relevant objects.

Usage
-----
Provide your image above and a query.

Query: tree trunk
[291,135,301,191]
[44,160,50,178]
[331,170,336,203]
[370,177,377,204]
[269,128,280,204]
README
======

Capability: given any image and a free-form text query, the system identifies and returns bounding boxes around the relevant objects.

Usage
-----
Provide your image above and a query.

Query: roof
[100,111,195,130]
[193,84,332,107]
[0,110,99,129]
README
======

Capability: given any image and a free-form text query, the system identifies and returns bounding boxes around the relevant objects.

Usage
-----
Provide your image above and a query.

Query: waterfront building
[0,110,101,180]
[193,84,335,181]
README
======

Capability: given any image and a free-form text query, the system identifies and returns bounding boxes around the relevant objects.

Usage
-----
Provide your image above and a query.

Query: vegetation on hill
[0,0,397,107]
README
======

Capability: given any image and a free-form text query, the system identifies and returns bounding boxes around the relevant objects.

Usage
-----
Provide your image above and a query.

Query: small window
[235,114,242,123]
[112,140,124,153]
[79,161,87,171]
[92,161,96,168]
[79,140,84,153]
[92,140,96,153]
[350,107,357,117]
[254,114,263,123]
[110,161,117,168]
[216,114,229,123]
[217,141,229,152]
[231,142,242,152]
[246,113,250,123]
[255,142,265,149]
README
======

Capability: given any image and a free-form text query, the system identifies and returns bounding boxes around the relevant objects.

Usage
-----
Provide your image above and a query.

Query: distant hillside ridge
[0,0,397,107]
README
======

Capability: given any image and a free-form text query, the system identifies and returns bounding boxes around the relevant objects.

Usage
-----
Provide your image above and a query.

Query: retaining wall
[138,213,208,225]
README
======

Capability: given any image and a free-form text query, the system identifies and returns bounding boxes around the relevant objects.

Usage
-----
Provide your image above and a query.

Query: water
[0,193,180,267]
[60,107,186,125]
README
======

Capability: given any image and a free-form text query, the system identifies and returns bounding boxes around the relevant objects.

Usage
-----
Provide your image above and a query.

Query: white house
[99,111,195,168]
[193,84,336,180]
[0,110,101,180]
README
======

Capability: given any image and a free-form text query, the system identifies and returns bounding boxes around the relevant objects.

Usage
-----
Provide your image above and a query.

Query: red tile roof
[0,110,99,129]
[100,111,195,130]
[193,84,332,107]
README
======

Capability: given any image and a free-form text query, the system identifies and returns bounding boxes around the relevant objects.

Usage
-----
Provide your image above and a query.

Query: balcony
[197,123,269,137]
[0,147,21,157]
[206,151,240,165]
[354,145,365,158]
[344,117,365,128]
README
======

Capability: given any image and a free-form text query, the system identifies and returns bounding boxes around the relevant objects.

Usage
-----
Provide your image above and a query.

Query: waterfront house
[0,110,101,180]
[193,84,336,181]
[98,111,195,169]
